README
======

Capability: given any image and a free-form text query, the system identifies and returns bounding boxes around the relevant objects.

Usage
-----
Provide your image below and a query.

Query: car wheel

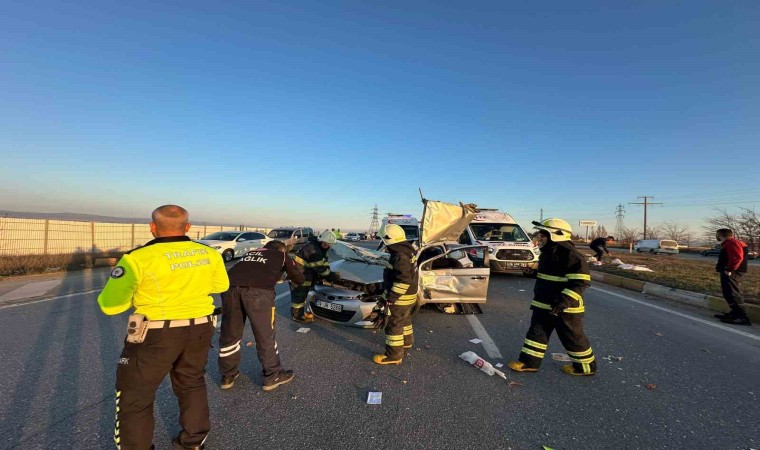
[649,249,655,254]
[636,248,641,253]
[222,249,234,262]
[522,267,536,277]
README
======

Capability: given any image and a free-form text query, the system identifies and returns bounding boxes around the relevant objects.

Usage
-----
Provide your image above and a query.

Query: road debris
[646,384,657,390]
[518,289,526,292]
[424,344,432,349]
[245,341,254,347]
[402,380,408,384]
[367,392,382,405]
[495,363,504,368]
[602,355,624,362]
[469,338,483,344]
[296,327,311,334]
[459,351,507,380]
[551,353,571,362]
[508,381,523,387]
[701,348,711,353]
[655,332,663,337]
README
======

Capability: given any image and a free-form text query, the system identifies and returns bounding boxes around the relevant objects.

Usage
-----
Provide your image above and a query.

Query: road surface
[0,242,758,449]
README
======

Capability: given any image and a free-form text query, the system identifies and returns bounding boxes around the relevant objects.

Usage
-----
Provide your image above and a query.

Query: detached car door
[418,245,490,304]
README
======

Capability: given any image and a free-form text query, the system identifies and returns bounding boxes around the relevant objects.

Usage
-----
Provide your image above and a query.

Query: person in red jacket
[713,228,751,326]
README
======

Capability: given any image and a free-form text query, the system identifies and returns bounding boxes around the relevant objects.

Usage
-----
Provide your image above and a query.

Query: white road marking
[0,288,101,310]
[466,314,504,359]
[591,287,760,342]
[0,280,62,301]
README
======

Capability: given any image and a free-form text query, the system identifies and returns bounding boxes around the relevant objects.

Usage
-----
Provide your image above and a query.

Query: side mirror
[237,237,246,242]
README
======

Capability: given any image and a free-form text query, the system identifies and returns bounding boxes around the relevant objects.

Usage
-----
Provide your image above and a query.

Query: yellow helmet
[532,218,573,242]
[379,224,407,246]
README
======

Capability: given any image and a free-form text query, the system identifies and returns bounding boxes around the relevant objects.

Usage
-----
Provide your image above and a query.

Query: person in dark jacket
[290,230,339,322]
[373,224,418,365]
[508,218,596,376]
[589,236,614,262]
[218,240,305,391]
[713,228,751,326]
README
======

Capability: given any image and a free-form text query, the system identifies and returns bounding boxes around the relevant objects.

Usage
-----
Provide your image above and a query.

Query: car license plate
[509,263,527,268]
[316,300,342,312]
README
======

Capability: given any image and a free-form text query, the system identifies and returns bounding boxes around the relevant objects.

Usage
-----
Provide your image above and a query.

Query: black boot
[720,315,752,326]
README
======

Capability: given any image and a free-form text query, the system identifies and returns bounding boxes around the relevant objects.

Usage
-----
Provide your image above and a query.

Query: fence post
[131,223,135,248]
[204,225,207,236]
[91,221,96,254]
[43,219,49,255]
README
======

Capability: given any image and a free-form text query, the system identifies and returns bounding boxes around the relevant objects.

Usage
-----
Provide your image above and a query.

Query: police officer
[373,224,418,365]
[290,230,339,322]
[218,240,304,391]
[508,218,596,376]
[98,205,229,449]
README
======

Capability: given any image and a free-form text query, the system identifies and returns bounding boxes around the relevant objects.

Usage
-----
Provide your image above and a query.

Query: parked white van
[459,209,539,275]
[634,239,679,254]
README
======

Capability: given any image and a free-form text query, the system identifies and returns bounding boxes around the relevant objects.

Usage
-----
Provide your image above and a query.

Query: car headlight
[488,247,494,254]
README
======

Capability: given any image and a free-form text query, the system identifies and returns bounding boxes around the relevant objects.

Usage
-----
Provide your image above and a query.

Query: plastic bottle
[459,351,507,379]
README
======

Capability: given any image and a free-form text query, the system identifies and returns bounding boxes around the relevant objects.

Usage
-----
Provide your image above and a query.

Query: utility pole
[539,209,544,222]
[614,203,625,239]
[629,196,662,240]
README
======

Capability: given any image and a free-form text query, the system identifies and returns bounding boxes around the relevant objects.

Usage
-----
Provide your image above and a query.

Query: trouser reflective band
[524,338,547,350]
[291,303,305,309]
[395,293,418,306]
[219,340,241,358]
[114,390,121,448]
[537,273,568,282]
[403,325,413,336]
[385,335,404,346]
[566,273,591,281]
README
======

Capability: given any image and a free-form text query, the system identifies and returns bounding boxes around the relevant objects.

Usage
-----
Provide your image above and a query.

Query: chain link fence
[0,217,271,256]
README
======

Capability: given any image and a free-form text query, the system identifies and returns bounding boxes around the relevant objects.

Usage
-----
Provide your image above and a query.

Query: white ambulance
[380,214,420,243]
[461,209,539,275]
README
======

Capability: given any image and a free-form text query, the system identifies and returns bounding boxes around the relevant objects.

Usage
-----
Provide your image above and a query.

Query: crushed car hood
[330,242,386,284]
[421,199,478,246]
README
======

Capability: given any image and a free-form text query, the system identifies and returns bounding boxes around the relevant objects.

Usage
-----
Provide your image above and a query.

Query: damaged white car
[306,199,492,327]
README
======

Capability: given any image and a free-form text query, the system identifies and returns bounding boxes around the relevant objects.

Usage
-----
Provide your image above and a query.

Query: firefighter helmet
[532,218,573,242]
[379,224,407,246]
[318,230,337,244]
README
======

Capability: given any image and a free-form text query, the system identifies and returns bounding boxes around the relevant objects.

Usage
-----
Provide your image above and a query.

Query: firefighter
[218,240,304,392]
[508,218,597,376]
[290,230,339,322]
[97,205,229,449]
[373,224,418,365]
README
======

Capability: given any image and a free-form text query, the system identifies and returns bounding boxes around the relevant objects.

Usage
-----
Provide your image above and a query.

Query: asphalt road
[1,242,759,449]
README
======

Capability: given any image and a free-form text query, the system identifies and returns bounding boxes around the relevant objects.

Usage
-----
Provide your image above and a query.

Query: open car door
[418,245,490,304]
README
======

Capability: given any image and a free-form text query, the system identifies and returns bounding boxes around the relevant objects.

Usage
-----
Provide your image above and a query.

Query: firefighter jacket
[293,237,333,286]
[98,236,229,320]
[227,247,304,288]
[531,240,590,314]
[383,241,419,306]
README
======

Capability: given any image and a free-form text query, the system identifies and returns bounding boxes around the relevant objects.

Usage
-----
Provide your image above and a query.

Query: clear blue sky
[2,1,759,234]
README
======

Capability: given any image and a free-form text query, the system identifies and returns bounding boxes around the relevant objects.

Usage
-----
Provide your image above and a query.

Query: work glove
[550,304,565,316]
[326,271,341,283]
[368,302,390,329]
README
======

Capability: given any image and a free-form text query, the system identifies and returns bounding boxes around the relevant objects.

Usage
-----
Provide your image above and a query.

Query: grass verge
[589,252,759,305]
[0,254,101,277]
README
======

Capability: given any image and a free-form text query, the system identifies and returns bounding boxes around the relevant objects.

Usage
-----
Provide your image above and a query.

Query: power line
[629,196,662,240]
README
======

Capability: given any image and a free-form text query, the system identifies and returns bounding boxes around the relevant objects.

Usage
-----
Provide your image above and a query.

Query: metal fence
[0,217,271,256]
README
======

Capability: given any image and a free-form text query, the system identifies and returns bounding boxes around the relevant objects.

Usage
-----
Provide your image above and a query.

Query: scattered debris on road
[701,348,711,353]
[424,344,432,349]
[296,327,310,334]
[508,381,523,387]
[646,384,657,390]
[602,355,624,362]
[551,353,571,362]
[367,392,382,405]
[245,341,254,347]
[469,338,483,344]
[655,332,664,337]
[459,351,507,379]
[495,363,504,368]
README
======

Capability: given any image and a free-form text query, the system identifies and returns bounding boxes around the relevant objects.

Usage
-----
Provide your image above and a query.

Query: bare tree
[703,208,760,250]
[590,225,609,240]
[661,220,691,244]
[644,225,663,240]
[617,226,640,246]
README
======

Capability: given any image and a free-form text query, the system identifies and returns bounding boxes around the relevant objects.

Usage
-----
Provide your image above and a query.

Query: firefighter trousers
[384,303,414,361]
[290,284,311,319]
[518,309,596,374]
[218,287,282,380]
[114,320,213,449]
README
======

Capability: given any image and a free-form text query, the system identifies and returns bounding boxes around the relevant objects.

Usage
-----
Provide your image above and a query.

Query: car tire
[636,248,641,253]
[649,249,655,254]
[222,249,234,262]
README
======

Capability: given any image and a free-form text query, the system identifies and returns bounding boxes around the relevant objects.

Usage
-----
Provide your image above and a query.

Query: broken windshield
[470,223,530,242]
[332,242,390,267]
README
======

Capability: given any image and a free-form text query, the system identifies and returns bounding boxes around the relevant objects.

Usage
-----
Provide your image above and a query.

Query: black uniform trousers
[720,272,746,318]
[384,303,414,361]
[590,246,604,262]
[115,320,213,449]
[218,287,282,381]
[518,309,596,374]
